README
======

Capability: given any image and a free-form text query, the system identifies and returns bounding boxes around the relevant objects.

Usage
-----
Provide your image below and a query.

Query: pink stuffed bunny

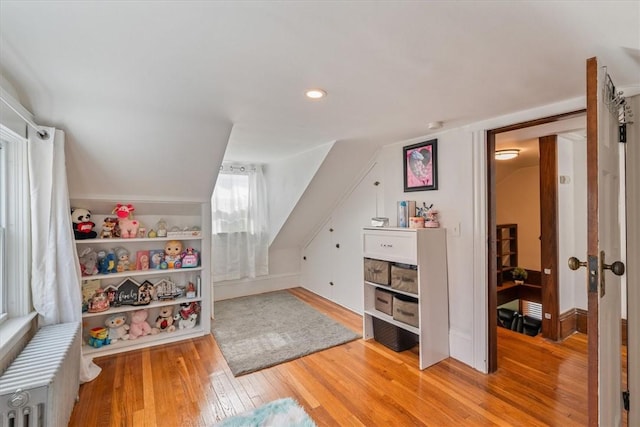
[128,309,155,339]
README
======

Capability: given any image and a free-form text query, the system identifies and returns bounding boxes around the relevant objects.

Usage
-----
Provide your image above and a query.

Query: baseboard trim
[213,273,300,301]
[558,307,627,345]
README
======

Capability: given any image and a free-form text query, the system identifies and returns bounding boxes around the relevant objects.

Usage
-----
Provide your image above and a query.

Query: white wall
[264,141,334,246]
[496,166,541,271]
[557,135,588,313]
[379,128,476,364]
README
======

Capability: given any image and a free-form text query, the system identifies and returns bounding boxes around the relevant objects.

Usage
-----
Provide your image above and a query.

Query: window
[0,125,31,323]
[211,164,269,281]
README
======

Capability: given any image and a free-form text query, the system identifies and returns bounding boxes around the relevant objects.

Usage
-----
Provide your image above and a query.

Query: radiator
[0,322,81,427]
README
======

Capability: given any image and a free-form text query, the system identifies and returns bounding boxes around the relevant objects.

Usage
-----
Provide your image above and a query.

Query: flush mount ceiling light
[495,149,520,160]
[305,89,327,99]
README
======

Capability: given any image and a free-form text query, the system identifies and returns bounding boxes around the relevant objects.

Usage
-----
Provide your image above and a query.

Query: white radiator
[0,322,81,427]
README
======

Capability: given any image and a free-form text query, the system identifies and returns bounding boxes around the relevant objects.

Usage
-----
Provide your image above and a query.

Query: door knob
[602,259,625,276]
[568,257,587,270]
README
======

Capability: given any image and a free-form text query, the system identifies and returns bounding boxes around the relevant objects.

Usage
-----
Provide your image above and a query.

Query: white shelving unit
[71,198,211,357]
[362,227,449,370]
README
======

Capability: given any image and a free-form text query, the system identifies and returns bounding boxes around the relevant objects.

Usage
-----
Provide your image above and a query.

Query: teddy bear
[78,247,98,276]
[105,313,129,342]
[178,313,198,330]
[155,306,176,332]
[71,208,97,240]
[128,309,158,339]
[113,204,140,238]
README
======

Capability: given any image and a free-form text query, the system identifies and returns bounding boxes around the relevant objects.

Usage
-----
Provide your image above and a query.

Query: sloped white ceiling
[0,1,638,225]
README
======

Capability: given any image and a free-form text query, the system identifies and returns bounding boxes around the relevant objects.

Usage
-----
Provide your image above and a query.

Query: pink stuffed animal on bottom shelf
[128,309,157,339]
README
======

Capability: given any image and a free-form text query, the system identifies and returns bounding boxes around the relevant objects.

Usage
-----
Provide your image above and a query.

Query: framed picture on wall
[403,139,438,192]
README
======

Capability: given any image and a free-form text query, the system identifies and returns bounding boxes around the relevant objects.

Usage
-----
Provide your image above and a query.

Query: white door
[301,219,333,300]
[331,162,380,313]
[582,57,626,426]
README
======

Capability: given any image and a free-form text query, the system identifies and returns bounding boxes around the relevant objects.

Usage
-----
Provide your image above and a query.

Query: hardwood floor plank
[70,287,606,427]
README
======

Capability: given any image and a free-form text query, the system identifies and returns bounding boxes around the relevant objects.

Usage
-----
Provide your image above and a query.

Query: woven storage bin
[364,258,390,285]
[372,317,418,352]
[390,264,418,294]
[374,288,393,316]
[393,294,419,328]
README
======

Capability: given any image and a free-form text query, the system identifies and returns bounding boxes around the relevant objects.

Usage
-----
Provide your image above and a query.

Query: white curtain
[28,127,101,382]
[211,164,269,281]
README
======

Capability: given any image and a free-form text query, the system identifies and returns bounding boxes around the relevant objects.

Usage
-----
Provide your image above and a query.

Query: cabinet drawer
[363,231,416,264]
[364,258,390,285]
[393,295,419,328]
[374,288,394,315]
[391,265,418,294]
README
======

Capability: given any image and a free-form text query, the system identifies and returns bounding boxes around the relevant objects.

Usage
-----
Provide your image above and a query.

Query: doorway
[486,111,586,372]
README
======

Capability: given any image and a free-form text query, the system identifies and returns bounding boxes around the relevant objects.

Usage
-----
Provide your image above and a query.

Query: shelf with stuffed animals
[71,198,211,357]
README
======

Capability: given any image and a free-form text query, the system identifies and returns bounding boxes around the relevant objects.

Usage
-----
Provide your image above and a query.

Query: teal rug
[214,397,316,427]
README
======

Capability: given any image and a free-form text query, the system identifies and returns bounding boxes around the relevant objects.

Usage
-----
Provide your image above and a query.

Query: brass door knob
[603,260,625,276]
[568,257,587,270]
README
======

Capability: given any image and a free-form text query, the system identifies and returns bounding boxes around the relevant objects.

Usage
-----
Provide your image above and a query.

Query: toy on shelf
[105,314,129,342]
[88,327,111,348]
[113,203,140,238]
[147,229,157,238]
[97,250,117,274]
[155,306,176,333]
[79,247,98,276]
[100,217,119,238]
[128,309,158,339]
[163,240,183,269]
[179,301,201,320]
[178,313,198,330]
[154,278,181,300]
[425,207,440,228]
[88,288,110,313]
[71,208,97,240]
[114,247,131,272]
[156,219,168,238]
[181,248,199,268]
[137,227,146,238]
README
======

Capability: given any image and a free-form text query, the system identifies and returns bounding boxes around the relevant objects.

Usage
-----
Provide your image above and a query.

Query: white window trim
[0,125,32,318]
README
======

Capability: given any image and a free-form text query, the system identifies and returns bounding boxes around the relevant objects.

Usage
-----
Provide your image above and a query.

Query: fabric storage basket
[374,288,394,316]
[364,258,390,285]
[393,294,419,328]
[372,317,418,352]
[390,264,418,294]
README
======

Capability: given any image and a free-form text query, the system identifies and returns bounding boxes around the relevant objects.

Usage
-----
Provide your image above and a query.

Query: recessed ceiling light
[495,149,520,161]
[305,89,327,99]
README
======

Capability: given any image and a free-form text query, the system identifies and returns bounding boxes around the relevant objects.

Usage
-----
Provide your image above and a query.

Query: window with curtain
[211,164,269,281]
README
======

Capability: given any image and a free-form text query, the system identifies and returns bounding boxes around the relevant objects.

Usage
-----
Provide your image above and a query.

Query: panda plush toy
[71,208,97,239]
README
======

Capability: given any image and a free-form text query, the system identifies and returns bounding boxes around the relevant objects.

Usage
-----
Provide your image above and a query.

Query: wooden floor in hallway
[70,287,596,426]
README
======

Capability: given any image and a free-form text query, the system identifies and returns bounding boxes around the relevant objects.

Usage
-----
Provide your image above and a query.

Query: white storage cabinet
[362,227,449,370]
[72,199,211,357]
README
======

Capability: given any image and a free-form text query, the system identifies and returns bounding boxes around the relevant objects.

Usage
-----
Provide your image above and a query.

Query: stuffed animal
[163,240,183,269]
[71,208,97,240]
[113,204,140,238]
[97,250,117,274]
[100,217,119,238]
[178,313,198,330]
[114,247,131,272]
[105,313,129,341]
[128,309,157,339]
[78,247,98,276]
[155,306,176,332]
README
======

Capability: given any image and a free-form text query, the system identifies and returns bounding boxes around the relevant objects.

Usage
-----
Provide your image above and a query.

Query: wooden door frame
[486,110,585,372]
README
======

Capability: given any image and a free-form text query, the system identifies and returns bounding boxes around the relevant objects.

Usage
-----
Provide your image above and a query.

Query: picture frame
[403,139,438,192]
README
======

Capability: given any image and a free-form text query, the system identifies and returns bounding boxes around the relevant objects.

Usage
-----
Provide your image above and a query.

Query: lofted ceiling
[0,1,639,199]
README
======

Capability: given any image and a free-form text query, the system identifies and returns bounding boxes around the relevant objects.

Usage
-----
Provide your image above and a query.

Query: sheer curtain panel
[211,165,269,281]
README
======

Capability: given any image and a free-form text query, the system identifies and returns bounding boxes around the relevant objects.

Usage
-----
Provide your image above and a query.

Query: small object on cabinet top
[371,217,389,227]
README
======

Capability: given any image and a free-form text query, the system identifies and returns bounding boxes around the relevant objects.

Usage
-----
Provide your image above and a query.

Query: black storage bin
[372,317,418,352]
[511,313,524,333]
[522,315,542,336]
[497,308,517,329]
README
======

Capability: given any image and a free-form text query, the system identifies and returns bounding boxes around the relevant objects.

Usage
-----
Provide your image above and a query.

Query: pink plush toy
[128,309,155,339]
[113,203,140,238]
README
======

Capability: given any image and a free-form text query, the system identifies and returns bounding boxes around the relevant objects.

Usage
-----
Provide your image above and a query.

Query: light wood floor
[70,288,593,426]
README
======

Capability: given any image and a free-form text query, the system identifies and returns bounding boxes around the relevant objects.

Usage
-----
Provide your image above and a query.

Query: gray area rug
[212,291,361,376]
